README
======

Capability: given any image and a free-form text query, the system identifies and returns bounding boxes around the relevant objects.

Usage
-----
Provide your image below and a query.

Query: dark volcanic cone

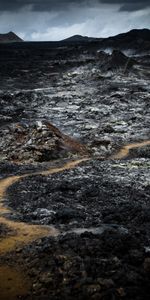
[0,31,23,43]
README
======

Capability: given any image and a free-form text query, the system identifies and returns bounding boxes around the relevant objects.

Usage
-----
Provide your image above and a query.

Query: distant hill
[0,31,23,43]
[61,29,150,51]
[99,28,150,51]
[62,34,102,43]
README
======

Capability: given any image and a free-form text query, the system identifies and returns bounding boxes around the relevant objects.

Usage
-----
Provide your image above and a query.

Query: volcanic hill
[0,31,23,43]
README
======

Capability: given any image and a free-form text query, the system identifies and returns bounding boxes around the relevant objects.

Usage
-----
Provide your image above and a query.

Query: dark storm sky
[0,0,150,40]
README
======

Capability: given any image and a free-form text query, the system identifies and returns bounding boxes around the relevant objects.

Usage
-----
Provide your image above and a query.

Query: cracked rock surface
[0,41,150,300]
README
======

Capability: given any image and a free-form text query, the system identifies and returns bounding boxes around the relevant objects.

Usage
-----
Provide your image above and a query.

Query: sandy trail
[110,140,150,160]
[0,140,149,299]
[0,158,89,254]
[0,141,150,254]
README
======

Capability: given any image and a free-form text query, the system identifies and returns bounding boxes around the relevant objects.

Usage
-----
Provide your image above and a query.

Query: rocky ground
[0,42,150,299]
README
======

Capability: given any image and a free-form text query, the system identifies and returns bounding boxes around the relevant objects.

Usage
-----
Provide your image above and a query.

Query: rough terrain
[0,34,150,299]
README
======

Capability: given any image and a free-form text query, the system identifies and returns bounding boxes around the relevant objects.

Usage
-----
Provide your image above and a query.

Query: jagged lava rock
[100,49,136,72]
[0,121,88,164]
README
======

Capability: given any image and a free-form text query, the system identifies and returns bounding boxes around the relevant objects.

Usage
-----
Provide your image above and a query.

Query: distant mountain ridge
[63,34,101,42]
[0,28,149,51]
[62,29,150,51]
[0,31,23,43]
[99,28,150,50]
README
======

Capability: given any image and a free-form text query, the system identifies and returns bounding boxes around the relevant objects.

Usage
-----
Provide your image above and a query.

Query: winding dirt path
[0,140,150,299]
[0,158,89,254]
[0,265,31,300]
[110,140,150,159]
[0,141,150,254]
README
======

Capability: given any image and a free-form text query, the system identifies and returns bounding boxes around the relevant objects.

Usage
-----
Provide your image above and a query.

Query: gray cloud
[0,0,149,12]
[0,0,84,12]
[100,0,150,11]
[120,3,150,12]
[0,0,149,41]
